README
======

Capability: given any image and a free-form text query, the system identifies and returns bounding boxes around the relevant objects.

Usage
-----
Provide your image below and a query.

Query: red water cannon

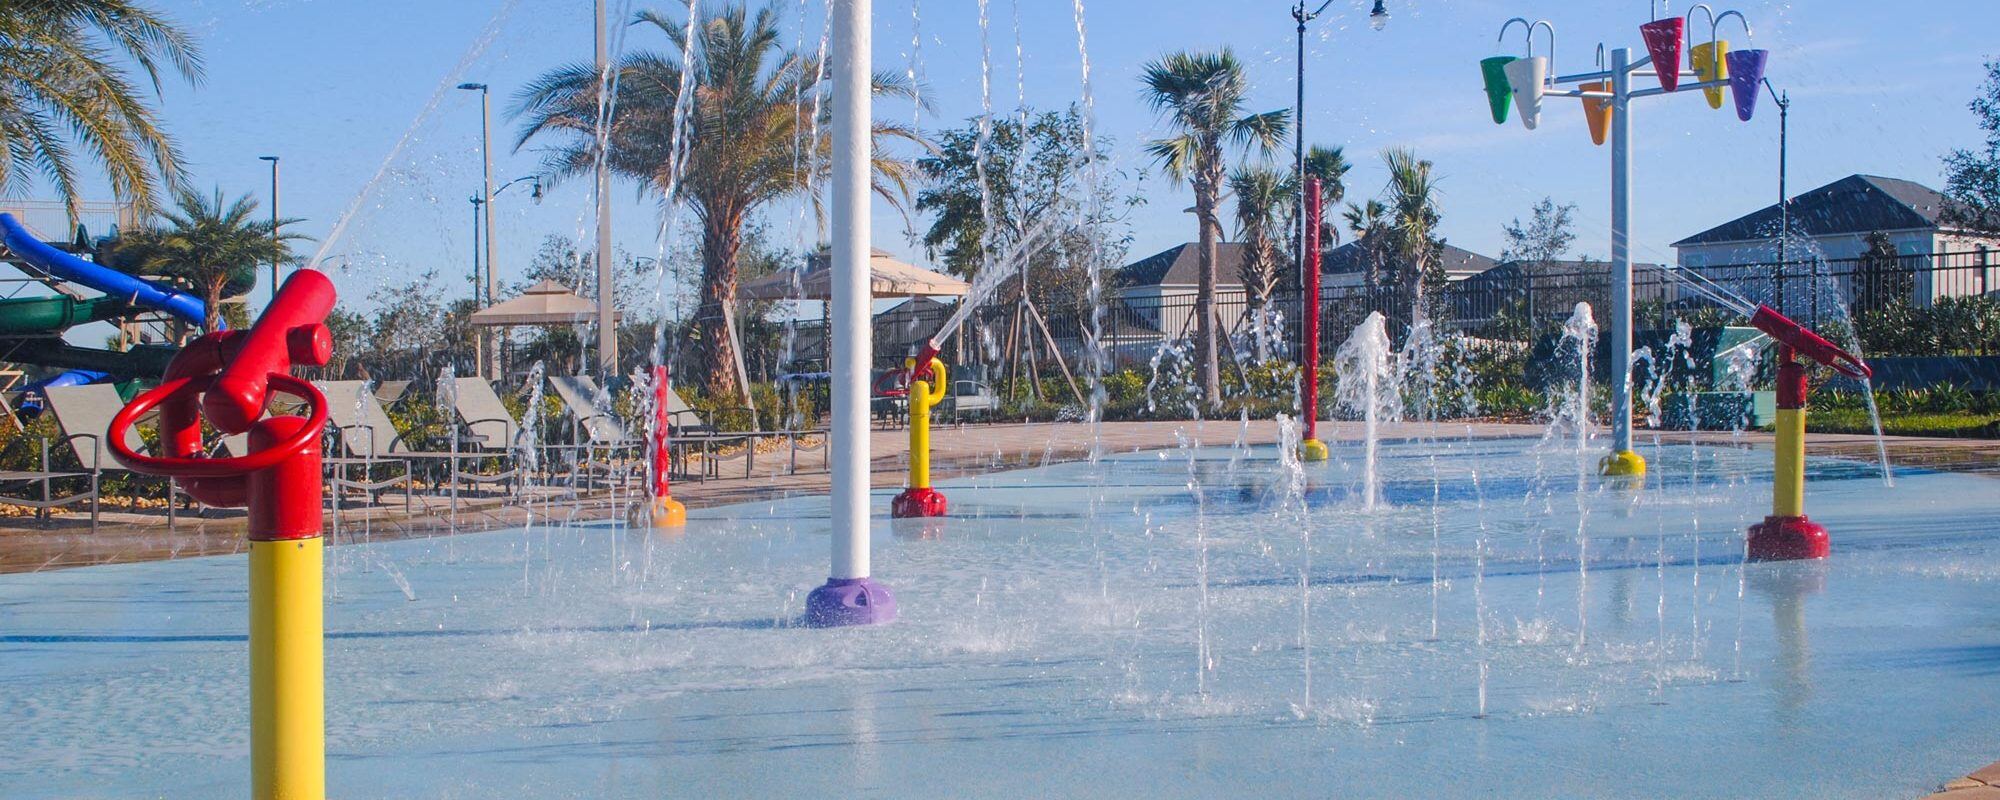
[108,269,335,515]
[104,268,337,797]
[1742,304,1868,563]
[1748,305,1870,380]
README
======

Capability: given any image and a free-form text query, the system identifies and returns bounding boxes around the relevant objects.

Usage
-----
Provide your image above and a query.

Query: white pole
[1609,47,1635,460]
[594,0,618,376]
[829,0,871,582]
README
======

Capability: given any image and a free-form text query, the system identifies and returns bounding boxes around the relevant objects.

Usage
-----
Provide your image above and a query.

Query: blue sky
[43,0,2000,315]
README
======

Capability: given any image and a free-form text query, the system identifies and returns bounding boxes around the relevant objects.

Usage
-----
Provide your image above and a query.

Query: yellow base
[642,496,687,528]
[1299,439,1329,462]
[1598,449,1647,478]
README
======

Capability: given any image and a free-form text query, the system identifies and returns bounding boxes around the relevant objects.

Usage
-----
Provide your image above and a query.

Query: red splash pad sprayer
[1744,304,1870,561]
[107,269,337,799]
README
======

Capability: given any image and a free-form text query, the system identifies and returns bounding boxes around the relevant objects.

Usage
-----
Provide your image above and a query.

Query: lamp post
[258,156,281,307]
[1290,0,1386,461]
[458,82,497,378]
[593,0,617,378]
[1763,79,1791,315]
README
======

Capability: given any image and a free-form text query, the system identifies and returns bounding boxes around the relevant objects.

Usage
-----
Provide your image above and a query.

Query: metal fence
[766,250,1999,375]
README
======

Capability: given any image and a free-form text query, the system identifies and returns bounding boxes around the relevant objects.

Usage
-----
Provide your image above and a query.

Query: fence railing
[758,250,1998,375]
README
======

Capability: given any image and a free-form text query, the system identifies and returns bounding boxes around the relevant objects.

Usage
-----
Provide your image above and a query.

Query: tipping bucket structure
[1481,56,1517,124]
[1581,80,1613,145]
[1503,56,1549,130]
[1727,48,1769,121]
[1639,18,1685,91]
[1691,40,1729,109]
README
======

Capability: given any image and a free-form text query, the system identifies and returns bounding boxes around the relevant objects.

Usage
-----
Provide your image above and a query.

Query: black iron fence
[767,249,1999,375]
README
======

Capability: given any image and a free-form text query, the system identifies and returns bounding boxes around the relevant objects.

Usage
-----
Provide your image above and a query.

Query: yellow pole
[1772,407,1805,518]
[907,357,944,490]
[249,537,324,800]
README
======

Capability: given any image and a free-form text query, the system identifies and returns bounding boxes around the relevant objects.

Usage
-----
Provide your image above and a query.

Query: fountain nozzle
[1748,305,1870,379]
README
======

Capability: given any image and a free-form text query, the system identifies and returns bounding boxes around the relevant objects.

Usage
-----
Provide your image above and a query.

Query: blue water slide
[0,212,211,328]
[14,369,109,417]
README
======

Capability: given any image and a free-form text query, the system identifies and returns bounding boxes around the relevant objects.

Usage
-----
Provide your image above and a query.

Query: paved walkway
[3,420,1997,575]
[1926,761,2000,798]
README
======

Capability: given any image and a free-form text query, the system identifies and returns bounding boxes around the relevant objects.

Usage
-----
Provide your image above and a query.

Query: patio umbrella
[737,248,968,301]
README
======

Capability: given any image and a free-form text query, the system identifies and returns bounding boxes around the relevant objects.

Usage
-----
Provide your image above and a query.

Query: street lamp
[458,81,497,378]
[1291,0,1386,460]
[1763,78,1791,314]
[258,155,281,306]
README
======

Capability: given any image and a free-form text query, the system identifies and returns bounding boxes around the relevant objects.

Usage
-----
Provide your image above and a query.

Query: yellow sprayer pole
[1772,407,1806,518]
[247,415,325,799]
[892,357,950,518]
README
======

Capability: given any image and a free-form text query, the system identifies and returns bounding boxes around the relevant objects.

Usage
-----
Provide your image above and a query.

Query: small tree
[1853,230,1913,314]
[1501,197,1577,266]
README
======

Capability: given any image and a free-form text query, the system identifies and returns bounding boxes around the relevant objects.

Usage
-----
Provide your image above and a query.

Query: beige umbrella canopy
[737,248,968,301]
[469,279,616,327]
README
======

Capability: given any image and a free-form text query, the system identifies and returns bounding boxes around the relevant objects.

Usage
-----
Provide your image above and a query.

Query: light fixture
[530,176,544,205]
[456,82,486,91]
[1369,0,1389,31]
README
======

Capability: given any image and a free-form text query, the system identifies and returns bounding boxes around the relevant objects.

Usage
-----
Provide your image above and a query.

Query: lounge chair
[549,375,642,488]
[42,384,160,526]
[317,380,510,508]
[450,376,518,452]
[942,363,1000,422]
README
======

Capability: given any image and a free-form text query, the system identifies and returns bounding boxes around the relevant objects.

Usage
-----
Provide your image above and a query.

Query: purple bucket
[1728,49,1769,121]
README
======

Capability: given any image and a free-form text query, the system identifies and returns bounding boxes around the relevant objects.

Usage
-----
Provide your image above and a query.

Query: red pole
[641,363,687,527]
[652,364,671,501]
[1301,178,1325,455]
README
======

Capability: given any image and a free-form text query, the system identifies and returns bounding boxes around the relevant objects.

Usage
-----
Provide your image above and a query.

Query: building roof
[469,279,614,327]
[1115,242,1249,288]
[1673,174,1969,247]
[1321,238,1497,278]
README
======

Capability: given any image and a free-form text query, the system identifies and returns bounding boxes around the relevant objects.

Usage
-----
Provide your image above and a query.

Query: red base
[891,487,948,518]
[1746,515,1830,561]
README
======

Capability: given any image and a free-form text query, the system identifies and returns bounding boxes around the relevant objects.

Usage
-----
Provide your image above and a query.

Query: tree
[1343,199,1391,291]
[1139,48,1288,407]
[1381,147,1443,332]
[512,2,925,402]
[914,105,1131,320]
[1854,230,1913,314]
[1228,165,1291,307]
[107,189,305,333]
[0,0,202,216]
[1943,58,2000,234]
[1301,144,1350,256]
[1500,197,1576,266]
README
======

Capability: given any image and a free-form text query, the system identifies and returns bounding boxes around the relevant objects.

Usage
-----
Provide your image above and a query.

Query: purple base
[803,577,897,627]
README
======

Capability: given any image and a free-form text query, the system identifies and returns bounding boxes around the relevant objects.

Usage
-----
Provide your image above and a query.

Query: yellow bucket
[1581,81,1612,146]
[1691,40,1729,110]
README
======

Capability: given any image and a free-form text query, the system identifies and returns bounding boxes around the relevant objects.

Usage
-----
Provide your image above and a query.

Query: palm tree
[0,0,203,217]
[1301,144,1349,250]
[108,189,305,333]
[512,3,924,401]
[1228,166,1291,308]
[1343,198,1390,290]
[1381,147,1441,330]
[1140,48,1288,407]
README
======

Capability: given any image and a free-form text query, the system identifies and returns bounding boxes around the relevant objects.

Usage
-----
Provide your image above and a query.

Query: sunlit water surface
[3,437,1997,798]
